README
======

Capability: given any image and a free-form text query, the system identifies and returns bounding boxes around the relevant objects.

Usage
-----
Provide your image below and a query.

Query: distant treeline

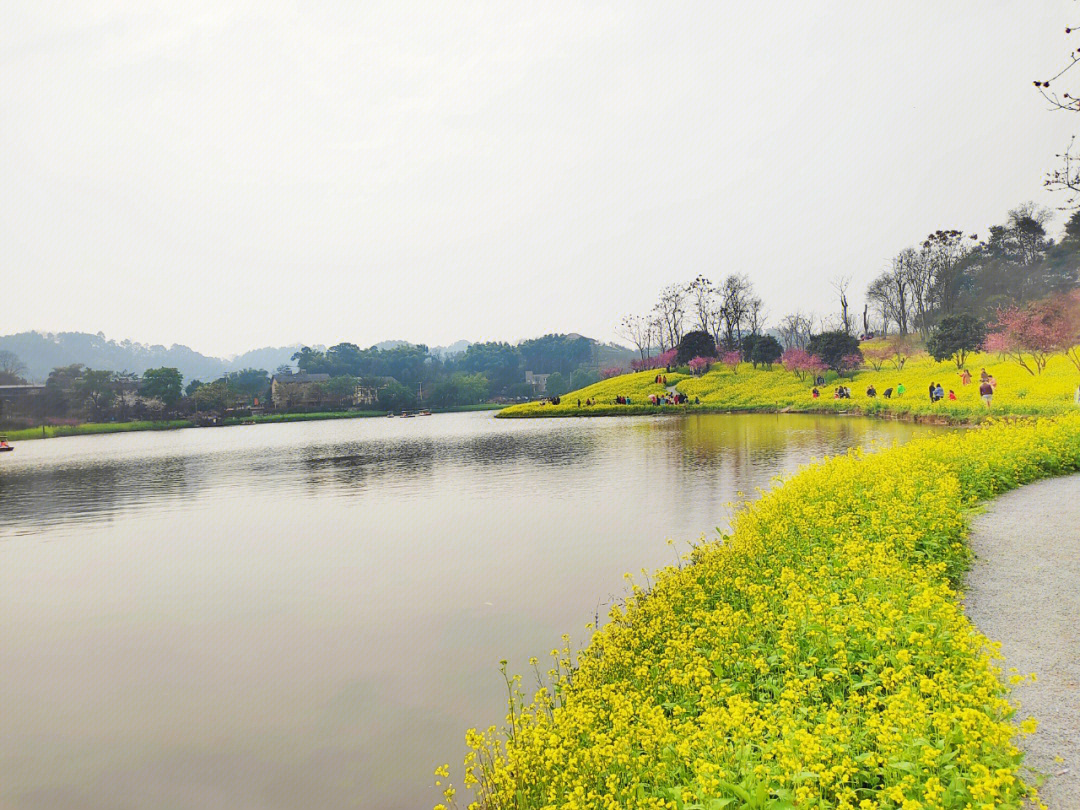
[291,334,635,401]
[0,333,638,425]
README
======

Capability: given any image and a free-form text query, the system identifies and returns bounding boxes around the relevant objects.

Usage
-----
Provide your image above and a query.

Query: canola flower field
[442,415,1080,809]
[497,351,1080,422]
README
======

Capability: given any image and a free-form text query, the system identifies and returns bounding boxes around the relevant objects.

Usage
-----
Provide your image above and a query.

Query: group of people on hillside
[810,368,999,408]
[654,374,669,385]
[647,391,694,405]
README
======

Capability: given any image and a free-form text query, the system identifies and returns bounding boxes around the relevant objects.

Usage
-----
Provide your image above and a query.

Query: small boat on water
[420,409,432,416]
[0,436,13,452]
[401,410,416,418]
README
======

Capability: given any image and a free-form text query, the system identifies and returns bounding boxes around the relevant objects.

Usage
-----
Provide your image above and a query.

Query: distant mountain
[592,341,638,369]
[0,331,303,383]
[431,340,472,359]
[228,345,311,375]
[372,340,411,351]
[0,330,636,383]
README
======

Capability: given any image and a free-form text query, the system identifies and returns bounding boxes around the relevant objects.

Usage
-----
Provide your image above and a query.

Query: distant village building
[270,373,330,409]
[353,384,381,407]
[0,384,46,417]
[524,371,550,394]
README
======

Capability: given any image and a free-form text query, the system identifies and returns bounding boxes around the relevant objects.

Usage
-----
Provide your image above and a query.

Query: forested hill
[0,332,306,382]
[0,331,638,384]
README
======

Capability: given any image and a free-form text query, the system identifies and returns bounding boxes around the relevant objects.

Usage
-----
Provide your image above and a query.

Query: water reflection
[0,412,944,810]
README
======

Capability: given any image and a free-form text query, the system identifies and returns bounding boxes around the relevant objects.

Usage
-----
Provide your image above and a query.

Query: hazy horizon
[3,2,1077,357]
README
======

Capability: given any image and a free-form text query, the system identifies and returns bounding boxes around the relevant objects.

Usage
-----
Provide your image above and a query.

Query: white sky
[2,1,1078,356]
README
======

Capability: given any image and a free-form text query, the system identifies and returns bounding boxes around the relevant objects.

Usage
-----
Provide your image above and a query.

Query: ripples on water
[0,412,942,809]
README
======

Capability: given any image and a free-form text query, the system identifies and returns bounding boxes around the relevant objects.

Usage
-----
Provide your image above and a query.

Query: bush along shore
[1,404,502,442]
[497,351,1080,423]
[438,415,1080,809]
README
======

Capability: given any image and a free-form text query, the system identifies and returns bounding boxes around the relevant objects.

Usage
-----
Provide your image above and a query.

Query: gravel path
[965,476,1080,809]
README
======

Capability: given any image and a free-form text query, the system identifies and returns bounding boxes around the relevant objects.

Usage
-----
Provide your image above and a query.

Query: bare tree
[897,246,935,339]
[0,350,27,378]
[832,276,853,335]
[888,256,911,335]
[686,276,716,334]
[1007,203,1052,267]
[653,283,687,350]
[719,274,754,348]
[616,315,654,363]
[650,314,670,354]
[924,229,976,316]
[866,273,896,337]
[745,296,767,337]
[777,312,813,350]
[1035,29,1080,206]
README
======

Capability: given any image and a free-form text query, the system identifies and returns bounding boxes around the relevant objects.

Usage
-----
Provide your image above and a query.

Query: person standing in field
[1075,384,1080,405]
[929,382,936,402]
[961,369,971,385]
[896,382,905,397]
[980,379,994,408]
[980,368,989,383]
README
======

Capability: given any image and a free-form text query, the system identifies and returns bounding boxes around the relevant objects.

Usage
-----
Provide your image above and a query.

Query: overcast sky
[2,2,1078,356]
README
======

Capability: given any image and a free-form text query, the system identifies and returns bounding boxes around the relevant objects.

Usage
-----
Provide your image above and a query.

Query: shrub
[808,331,863,373]
[676,331,717,365]
[448,415,1080,808]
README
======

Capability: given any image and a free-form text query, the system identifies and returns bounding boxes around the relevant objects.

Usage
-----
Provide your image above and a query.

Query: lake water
[0,412,942,810]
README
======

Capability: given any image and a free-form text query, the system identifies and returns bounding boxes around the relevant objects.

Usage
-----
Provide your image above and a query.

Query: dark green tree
[519,334,594,376]
[74,369,117,420]
[739,333,760,364]
[544,372,569,398]
[675,330,717,365]
[460,342,523,394]
[378,381,417,412]
[926,313,987,369]
[192,379,239,412]
[226,368,271,401]
[750,335,783,369]
[44,363,86,417]
[141,367,184,408]
[320,375,358,408]
[569,367,600,390]
[807,331,863,373]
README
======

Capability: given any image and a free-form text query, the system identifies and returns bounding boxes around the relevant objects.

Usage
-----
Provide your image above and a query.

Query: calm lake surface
[0,412,943,810]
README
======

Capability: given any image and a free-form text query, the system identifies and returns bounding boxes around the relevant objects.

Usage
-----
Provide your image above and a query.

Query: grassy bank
[444,415,1080,809]
[498,351,1080,423]
[1,420,194,441]
[2,403,503,442]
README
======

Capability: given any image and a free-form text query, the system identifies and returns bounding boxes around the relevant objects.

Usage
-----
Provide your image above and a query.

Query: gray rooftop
[272,373,330,384]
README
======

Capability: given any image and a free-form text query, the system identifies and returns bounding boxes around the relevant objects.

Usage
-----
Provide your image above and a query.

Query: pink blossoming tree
[780,348,826,381]
[985,297,1077,374]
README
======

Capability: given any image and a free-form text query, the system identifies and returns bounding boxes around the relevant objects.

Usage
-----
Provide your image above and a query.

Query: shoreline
[495,401,985,426]
[457,414,1080,806]
[0,403,502,442]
